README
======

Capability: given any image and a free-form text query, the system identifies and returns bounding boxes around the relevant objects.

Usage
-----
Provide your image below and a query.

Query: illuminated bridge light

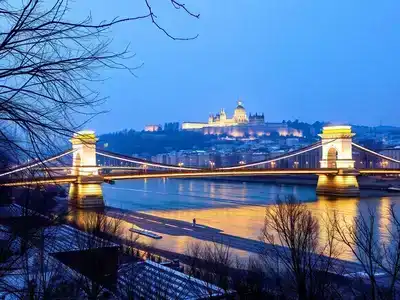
[322,126,352,135]
[2,128,400,208]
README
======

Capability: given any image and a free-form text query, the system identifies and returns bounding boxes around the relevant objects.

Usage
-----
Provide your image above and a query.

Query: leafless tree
[185,240,268,298]
[332,204,400,300]
[0,1,198,293]
[66,211,123,299]
[0,205,84,299]
[0,0,199,168]
[260,196,343,300]
[186,240,234,293]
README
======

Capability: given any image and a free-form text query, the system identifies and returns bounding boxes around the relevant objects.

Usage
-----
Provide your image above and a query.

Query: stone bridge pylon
[69,130,104,209]
[316,126,360,196]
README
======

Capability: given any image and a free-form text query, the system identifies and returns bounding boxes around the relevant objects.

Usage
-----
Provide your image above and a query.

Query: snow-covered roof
[118,260,232,300]
[37,224,119,253]
[0,204,38,218]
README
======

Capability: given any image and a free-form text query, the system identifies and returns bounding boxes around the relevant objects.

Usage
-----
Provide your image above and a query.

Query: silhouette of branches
[0,0,198,167]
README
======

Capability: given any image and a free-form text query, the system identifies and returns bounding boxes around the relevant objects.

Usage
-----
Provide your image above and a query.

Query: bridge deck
[359,169,400,174]
[103,168,339,181]
[2,168,400,187]
[0,176,77,187]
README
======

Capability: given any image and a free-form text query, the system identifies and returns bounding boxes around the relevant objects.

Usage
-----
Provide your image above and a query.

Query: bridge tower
[69,130,104,209]
[316,126,360,196]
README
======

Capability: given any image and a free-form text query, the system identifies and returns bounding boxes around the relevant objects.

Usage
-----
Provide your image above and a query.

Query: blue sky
[75,1,400,133]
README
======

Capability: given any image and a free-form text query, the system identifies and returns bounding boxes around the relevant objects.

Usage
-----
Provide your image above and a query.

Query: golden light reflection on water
[146,195,399,261]
[69,194,400,262]
[378,197,391,246]
[303,197,358,260]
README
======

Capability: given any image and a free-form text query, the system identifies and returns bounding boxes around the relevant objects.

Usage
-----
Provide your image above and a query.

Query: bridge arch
[72,152,81,175]
[327,147,338,168]
[70,130,98,176]
[319,126,355,169]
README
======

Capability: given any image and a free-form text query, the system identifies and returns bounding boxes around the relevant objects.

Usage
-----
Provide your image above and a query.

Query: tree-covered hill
[98,130,215,158]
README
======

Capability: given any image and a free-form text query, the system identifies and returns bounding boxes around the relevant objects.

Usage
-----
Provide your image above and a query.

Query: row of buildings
[151,148,322,169]
[145,101,302,138]
[182,101,302,137]
[151,147,400,169]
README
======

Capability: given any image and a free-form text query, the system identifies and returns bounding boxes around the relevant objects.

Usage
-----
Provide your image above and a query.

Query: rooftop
[39,224,119,254]
[118,260,233,300]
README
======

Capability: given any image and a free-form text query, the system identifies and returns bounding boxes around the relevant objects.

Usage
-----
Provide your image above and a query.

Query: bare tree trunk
[260,196,342,299]
[332,205,400,299]
[0,0,198,172]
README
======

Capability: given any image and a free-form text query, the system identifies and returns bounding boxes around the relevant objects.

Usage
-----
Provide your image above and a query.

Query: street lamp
[294,161,299,169]
[239,160,245,165]
[271,161,276,169]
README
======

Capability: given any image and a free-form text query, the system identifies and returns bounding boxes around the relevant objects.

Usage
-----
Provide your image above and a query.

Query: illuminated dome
[235,101,245,111]
[233,100,248,123]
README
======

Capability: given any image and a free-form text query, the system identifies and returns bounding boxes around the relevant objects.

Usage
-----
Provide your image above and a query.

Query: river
[100,178,400,261]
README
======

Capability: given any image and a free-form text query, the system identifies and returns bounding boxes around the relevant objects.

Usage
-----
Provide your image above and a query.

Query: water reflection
[98,179,400,261]
[379,197,391,245]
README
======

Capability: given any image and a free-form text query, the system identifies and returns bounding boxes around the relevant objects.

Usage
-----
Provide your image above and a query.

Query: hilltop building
[182,101,302,138]
[144,124,161,132]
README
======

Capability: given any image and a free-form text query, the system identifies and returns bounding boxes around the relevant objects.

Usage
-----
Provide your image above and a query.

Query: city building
[151,147,324,169]
[164,122,180,132]
[144,124,162,132]
[249,113,265,125]
[380,147,400,168]
[182,100,302,138]
[152,150,212,168]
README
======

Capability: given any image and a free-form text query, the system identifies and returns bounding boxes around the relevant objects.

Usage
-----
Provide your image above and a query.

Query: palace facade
[182,101,302,138]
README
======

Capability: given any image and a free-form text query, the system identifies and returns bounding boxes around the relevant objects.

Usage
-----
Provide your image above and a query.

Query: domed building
[205,101,248,127]
[182,100,251,130]
[181,100,303,138]
[233,101,248,124]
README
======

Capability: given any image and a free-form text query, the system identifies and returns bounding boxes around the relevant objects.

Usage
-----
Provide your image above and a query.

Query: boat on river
[129,227,162,239]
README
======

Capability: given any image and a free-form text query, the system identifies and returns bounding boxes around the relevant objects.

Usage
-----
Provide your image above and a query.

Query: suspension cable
[352,143,400,164]
[96,150,200,171]
[219,142,323,170]
[219,137,345,170]
[0,149,75,177]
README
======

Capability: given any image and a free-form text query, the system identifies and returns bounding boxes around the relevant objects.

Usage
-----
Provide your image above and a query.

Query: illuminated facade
[319,126,355,169]
[316,126,360,196]
[70,130,99,176]
[182,101,302,137]
[144,124,161,132]
[69,130,104,209]
[182,101,249,130]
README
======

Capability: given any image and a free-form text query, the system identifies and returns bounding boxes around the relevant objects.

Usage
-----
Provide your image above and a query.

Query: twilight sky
[75,1,400,133]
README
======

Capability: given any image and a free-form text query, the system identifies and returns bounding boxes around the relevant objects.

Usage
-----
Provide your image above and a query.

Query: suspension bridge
[1,126,400,209]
